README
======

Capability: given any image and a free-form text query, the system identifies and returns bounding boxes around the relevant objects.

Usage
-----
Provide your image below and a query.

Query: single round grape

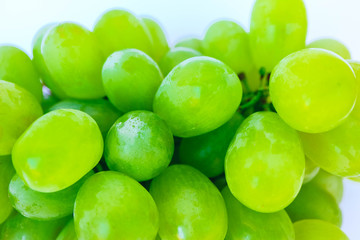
[286,181,342,226]
[307,38,351,59]
[294,219,349,240]
[158,47,201,76]
[74,171,159,240]
[222,186,295,240]
[9,171,93,220]
[0,156,15,224]
[105,111,174,181]
[175,37,203,53]
[303,156,320,184]
[179,112,244,177]
[49,99,121,137]
[299,116,360,177]
[102,49,163,113]
[41,86,60,113]
[270,48,357,133]
[150,165,227,240]
[42,22,105,99]
[347,60,360,120]
[0,45,42,101]
[12,109,103,192]
[249,0,307,71]
[154,56,242,137]
[142,17,169,62]
[225,112,305,213]
[56,219,77,240]
[0,80,43,155]
[94,9,152,58]
[203,20,253,75]
[311,169,343,204]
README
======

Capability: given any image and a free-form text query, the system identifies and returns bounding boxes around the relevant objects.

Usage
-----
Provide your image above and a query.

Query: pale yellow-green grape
[158,47,202,76]
[12,109,103,192]
[142,17,169,62]
[154,56,242,137]
[307,38,351,59]
[0,80,43,155]
[42,22,105,99]
[222,186,295,240]
[270,48,357,133]
[311,170,343,204]
[0,156,15,224]
[102,49,163,113]
[294,220,349,240]
[175,37,203,53]
[303,156,320,184]
[249,0,307,71]
[347,60,360,120]
[0,46,42,101]
[243,64,261,93]
[225,112,305,213]
[94,9,152,58]
[299,116,360,177]
[203,20,253,75]
[150,165,227,240]
[56,219,77,240]
[74,171,159,240]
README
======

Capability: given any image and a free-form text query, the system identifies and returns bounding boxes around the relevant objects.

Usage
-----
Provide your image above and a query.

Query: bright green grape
[49,99,121,137]
[0,156,15,224]
[150,165,227,240]
[9,171,93,220]
[303,157,320,184]
[270,48,357,133]
[175,38,203,53]
[311,169,343,204]
[41,86,60,112]
[347,60,360,120]
[154,56,242,137]
[93,9,152,58]
[222,186,295,240]
[74,171,159,240]
[299,116,360,177]
[142,17,169,62]
[307,38,351,59]
[225,112,305,213]
[0,80,43,155]
[179,112,244,177]
[158,47,201,76]
[12,109,103,192]
[0,45,42,101]
[286,181,342,226]
[249,0,307,71]
[203,20,253,75]
[102,49,163,113]
[105,111,174,181]
[294,219,349,240]
[56,219,77,240]
[42,22,105,99]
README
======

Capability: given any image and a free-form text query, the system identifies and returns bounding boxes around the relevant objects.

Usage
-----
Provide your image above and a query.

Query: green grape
[179,112,244,177]
[225,112,305,213]
[41,86,60,112]
[0,213,69,240]
[294,219,349,240]
[299,116,360,177]
[0,80,43,155]
[0,45,42,101]
[203,20,253,75]
[154,56,242,137]
[9,171,93,220]
[0,156,15,224]
[49,99,121,137]
[158,47,201,76]
[286,181,342,226]
[74,171,159,240]
[175,37,203,53]
[142,17,169,62]
[105,111,174,181]
[249,0,307,71]
[270,48,357,133]
[311,169,343,204]
[307,38,351,59]
[243,65,261,93]
[303,156,320,184]
[93,9,152,58]
[56,219,77,240]
[222,186,295,240]
[150,165,227,240]
[42,22,105,99]
[347,60,360,120]
[102,49,163,113]
[12,109,103,193]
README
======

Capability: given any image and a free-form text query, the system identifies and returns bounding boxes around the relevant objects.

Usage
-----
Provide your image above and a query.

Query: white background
[0,0,359,239]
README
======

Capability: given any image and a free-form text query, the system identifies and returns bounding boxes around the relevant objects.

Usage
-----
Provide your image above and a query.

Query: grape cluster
[0,0,357,239]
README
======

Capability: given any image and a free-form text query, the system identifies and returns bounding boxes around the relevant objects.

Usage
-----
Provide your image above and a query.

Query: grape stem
[240,72,269,110]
